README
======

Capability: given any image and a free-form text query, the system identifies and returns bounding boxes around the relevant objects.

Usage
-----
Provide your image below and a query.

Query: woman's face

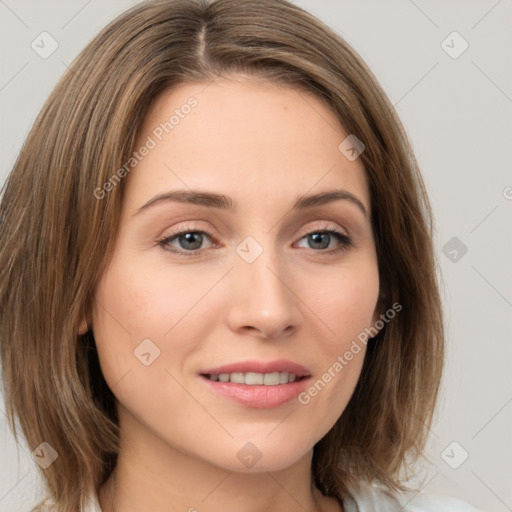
[87,77,381,473]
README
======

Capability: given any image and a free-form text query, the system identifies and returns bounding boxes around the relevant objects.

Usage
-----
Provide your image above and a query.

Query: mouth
[198,360,311,409]
[201,371,307,385]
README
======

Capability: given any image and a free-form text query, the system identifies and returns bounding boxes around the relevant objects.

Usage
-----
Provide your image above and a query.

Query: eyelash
[157,224,353,258]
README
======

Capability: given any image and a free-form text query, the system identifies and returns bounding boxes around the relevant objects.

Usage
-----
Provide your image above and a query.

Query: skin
[82,76,383,512]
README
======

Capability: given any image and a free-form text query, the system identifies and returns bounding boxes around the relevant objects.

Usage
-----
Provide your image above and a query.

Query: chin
[202,435,315,474]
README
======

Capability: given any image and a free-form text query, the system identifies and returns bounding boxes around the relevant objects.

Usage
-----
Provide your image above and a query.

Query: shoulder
[344,480,487,512]
[395,491,487,512]
[28,491,101,512]
[28,498,56,512]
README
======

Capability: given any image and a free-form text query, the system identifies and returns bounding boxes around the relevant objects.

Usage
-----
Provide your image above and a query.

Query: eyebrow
[135,189,368,218]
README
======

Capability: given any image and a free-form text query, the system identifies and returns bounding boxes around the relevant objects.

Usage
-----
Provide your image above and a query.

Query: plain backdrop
[1,1,511,511]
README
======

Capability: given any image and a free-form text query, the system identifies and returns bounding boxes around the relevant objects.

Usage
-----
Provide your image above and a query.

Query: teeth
[207,372,299,385]
[245,372,263,385]
[263,372,280,385]
[230,372,245,384]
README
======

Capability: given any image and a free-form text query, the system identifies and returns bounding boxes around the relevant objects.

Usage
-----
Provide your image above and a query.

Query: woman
[0,0,484,510]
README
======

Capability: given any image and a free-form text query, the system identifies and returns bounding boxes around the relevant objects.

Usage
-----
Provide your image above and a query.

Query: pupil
[309,233,330,250]
[179,232,203,250]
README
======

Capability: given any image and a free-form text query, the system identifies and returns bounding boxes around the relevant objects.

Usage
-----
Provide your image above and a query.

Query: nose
[225,248,301,340]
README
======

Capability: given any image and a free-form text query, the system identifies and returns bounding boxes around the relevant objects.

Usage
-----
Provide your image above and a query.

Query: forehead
[125,77,370,213]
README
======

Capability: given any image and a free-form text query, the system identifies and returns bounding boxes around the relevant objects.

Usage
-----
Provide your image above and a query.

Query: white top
[41,481,486,511]
[343,481,487,511]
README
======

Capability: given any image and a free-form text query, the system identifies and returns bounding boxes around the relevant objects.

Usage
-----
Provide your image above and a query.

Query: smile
[199,360,311,408]
[204,371,303,385]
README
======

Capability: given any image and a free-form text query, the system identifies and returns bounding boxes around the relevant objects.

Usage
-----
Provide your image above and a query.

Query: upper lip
[200,359,311,378]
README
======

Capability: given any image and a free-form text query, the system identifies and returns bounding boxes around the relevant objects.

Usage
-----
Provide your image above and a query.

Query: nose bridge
[227,236,300,338]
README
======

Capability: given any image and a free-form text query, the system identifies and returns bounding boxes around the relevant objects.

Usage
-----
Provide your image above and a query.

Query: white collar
[83,481,484,512]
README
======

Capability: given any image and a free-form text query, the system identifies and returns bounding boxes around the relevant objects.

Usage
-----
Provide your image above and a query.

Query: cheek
[90,259,163,387]
[89,261,190,426]
[90,257,220,387]
[294,257,379,415]
[92,256,212,339]
[304,258,380,348]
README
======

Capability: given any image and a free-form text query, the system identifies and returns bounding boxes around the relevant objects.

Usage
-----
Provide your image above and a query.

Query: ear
[370,291,387,332]
[78,317,89,335]
[77,306,92,335]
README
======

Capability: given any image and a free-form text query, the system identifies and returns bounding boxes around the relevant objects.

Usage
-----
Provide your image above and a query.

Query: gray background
[1,1,511,511]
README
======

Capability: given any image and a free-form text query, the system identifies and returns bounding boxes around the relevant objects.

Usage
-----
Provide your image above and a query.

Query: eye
[157,225,353,257]
[296,228,352,253]
[157,228,215,255]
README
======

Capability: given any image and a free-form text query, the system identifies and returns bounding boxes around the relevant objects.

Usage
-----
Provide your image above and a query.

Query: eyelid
[295,221,349,240]
[157,224,218,255]
[293,222,353,253]
[157,221,353,256]
[158,221,349,242]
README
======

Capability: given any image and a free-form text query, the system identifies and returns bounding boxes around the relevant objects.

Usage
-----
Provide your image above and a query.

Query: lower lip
[199,376,310,409]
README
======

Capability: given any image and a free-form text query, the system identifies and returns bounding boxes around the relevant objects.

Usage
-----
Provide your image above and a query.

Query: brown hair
[0,0,444,510]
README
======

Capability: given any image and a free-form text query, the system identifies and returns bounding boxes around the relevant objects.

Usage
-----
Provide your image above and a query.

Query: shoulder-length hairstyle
[0,0,444,510]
